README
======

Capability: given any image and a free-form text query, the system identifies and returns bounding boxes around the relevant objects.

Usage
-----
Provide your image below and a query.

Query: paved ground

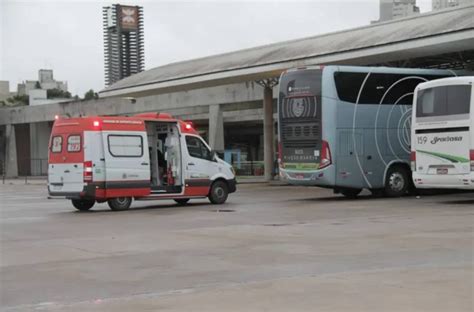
[0,182,473,311]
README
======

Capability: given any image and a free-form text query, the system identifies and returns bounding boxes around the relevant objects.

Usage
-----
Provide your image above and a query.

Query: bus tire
[208,180,229,204]
[108,197,132,211]
[384,166,410,197]
[340,188,362,199]
[72,199,95,211]
[174,198,190,205]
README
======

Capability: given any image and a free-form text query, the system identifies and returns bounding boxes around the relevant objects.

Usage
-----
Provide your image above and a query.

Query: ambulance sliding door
[102,131,151,196]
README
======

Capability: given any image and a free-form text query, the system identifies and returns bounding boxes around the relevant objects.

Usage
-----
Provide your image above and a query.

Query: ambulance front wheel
[108,197,132,211]
[208,180,229,204]
[71,199,95,211]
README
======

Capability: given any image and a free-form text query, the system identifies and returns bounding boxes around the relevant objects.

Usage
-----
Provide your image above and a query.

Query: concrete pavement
[1,183,473,311]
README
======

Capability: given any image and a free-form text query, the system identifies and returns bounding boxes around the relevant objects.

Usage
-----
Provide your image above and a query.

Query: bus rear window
[51,136,62,153]
[416,85,471,118]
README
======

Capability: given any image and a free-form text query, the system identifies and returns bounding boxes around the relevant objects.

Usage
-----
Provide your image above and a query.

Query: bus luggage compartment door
[335,130,366,187]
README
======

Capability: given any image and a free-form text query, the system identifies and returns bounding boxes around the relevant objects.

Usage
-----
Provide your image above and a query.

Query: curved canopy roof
[100,5,474,98]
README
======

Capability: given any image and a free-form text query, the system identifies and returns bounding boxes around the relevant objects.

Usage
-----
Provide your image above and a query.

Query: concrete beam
[0,82,274,126]
[208,104,224,151]
[5,124,18,177]
[263,86,274,181]
[178,108,277,124]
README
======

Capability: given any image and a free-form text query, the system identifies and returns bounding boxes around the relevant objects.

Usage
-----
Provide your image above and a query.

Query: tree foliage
[4,94,29,106]
[84,89,99,100]
[47,88,71,99]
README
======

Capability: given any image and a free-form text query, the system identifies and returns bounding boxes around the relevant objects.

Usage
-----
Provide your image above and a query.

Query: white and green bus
[411,77,474,190]
[277,65,455,197]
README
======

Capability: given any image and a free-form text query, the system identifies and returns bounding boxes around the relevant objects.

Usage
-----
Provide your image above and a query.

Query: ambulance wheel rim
[209,181,228,204]
[108,197,132,211]
[116,197,128,205]
[214,187,224,199]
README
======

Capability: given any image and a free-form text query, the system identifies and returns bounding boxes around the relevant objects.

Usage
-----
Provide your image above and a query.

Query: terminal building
[0,5,473,179]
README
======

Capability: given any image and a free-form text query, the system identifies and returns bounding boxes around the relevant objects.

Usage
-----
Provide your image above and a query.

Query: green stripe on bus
[283,163,320,170]
[417,150,469,163]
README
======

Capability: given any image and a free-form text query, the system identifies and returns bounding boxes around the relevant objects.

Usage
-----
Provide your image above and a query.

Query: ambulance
[48,113,236,211]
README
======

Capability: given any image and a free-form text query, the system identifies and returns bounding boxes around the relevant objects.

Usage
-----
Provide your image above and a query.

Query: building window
[107,134,143,157]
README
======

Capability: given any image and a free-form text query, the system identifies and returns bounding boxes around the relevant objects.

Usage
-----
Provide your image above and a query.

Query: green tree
[47,88,71,99]
[5,94,29,106]
[84,89,98,100]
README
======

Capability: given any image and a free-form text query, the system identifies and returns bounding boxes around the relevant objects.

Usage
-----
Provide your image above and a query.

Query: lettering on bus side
[284,155,318,161]
[430,136,463,144]
[417,135,464,145]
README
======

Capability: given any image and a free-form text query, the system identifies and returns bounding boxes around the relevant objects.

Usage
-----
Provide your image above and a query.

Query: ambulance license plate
[437,168,448,175]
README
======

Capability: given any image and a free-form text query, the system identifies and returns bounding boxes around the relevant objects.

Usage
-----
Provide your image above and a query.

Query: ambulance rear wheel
[174,198,190,205]
[208,180,229,204]
[72,199,95,211]
[108,197,132,211]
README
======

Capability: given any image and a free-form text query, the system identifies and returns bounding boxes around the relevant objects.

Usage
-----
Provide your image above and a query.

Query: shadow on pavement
[60,201,217,215]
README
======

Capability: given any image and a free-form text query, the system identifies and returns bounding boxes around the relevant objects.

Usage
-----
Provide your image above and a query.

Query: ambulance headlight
[230,166,236,175]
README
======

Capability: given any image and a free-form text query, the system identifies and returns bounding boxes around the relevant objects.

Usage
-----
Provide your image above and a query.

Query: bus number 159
[417,136,428,145]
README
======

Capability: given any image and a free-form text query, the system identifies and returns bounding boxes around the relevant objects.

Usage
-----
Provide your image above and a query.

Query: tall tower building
[103,4,144,86]
[432,0,474,10]
[377,0,420,22]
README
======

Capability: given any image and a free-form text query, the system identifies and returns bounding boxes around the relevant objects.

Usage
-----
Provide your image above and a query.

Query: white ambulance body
[411,77,474,190]
[48,113,236,211]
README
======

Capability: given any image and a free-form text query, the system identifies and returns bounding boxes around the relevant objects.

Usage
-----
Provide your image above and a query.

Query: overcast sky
[1,0,433,96]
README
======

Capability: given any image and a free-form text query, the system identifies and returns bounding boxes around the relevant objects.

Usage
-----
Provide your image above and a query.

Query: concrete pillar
[30,122,51,175]
[263,86,274,181]
[208,104,224,151]
[5,124,18,177]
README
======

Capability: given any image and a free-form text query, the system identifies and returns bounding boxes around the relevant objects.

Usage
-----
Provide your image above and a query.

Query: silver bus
[278,65,454,197]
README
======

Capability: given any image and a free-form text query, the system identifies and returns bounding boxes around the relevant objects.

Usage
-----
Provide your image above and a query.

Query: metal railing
[1,159,4,184]
[1,158,48,184]
[29,158,48,176]
[233,161,265,176]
